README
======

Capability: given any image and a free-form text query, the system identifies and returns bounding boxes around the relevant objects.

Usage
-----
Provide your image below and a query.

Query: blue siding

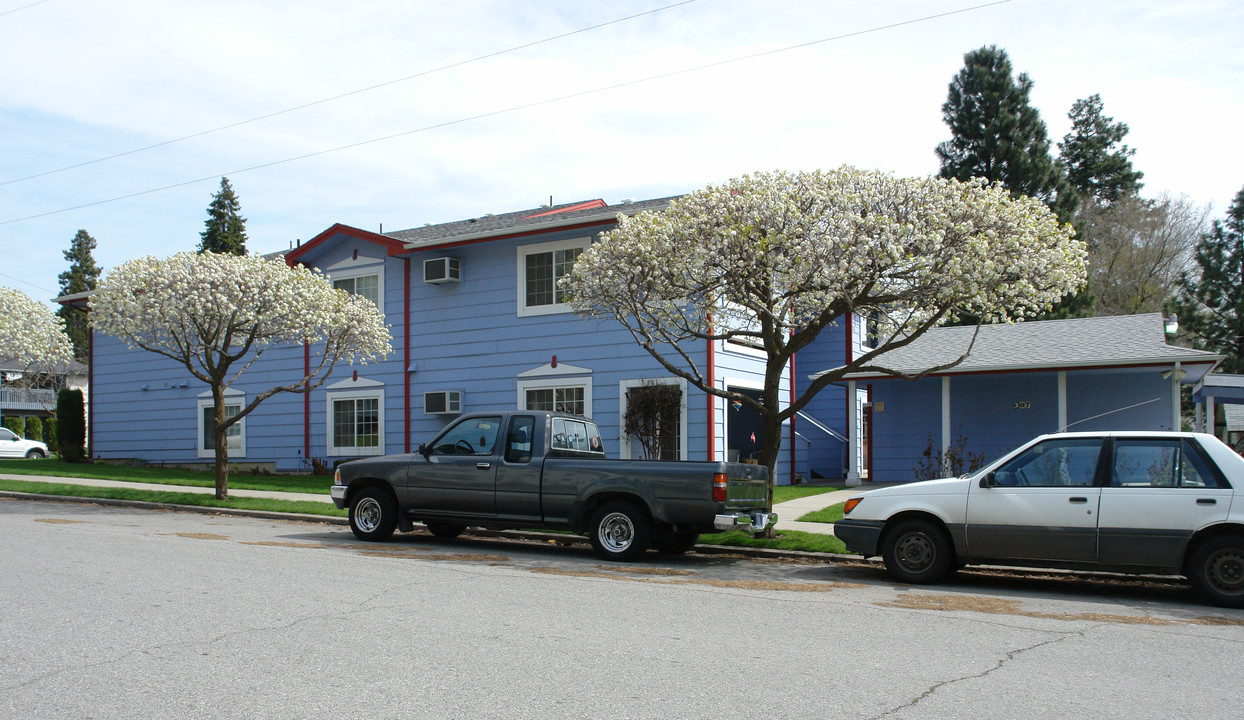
[794,318,849,480]
[870,377,942,483]
[1066,368,1173,431]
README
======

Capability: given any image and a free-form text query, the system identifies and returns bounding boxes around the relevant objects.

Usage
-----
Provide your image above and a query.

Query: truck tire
[652,530,699,555]
[424,521,465,539]
[589,500,651,561]
[349,487,397,542]
[1187,535,1244,608]
[881,518,952,584]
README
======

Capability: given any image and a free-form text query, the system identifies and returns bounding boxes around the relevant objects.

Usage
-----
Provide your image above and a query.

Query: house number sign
[1013,401,1032,409]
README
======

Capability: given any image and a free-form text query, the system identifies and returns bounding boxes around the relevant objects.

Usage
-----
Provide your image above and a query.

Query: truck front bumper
[330,484,348,509]
[714,511,777,533]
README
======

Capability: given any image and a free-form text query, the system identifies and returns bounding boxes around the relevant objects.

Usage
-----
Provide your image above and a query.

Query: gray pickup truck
[330,410,775,560]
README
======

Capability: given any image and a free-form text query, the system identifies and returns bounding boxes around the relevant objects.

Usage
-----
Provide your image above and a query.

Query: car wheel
[424,521,465,539]
[25,449,46,459]
[881,518,953,584]
[589,500,651,562]
[349,487,397,542]
[652,530,699,555]
[1187,535,1244,608]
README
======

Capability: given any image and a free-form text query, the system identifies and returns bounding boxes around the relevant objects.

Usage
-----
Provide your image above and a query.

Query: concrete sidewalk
[771,483,897,535]
[0,473,332,504]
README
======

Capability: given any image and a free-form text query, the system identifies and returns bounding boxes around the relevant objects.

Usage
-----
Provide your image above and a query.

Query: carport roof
[829,313,1221,382]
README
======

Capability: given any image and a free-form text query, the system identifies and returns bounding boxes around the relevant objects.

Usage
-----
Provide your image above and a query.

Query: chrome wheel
[599,512,635,553]
[354,496,382,534]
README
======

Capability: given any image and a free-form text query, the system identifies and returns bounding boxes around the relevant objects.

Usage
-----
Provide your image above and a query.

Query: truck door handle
[1069,497,1087,504]
[476,462,492,470]
[1197,498,1217,505]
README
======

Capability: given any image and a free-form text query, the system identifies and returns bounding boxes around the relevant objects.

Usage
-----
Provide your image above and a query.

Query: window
[505,415,535,463]
[992,438,1102,487]
[619,378,688,460]
[1111,439,1225,488]
[333,273,380,308]
[197,393,245,458]
[326,388,384,456]
[551,417,601,453]
[517,237,587,316]
[518,376,592,417]
[860,310,881,350]
[431,416,502,456]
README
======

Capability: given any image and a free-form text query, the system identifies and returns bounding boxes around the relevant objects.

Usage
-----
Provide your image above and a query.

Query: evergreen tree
[56,229,101,359]
[1058,94,1144,205]
[936,46,1076,222]
[1172,186,1244,373]
[198,177,248,255]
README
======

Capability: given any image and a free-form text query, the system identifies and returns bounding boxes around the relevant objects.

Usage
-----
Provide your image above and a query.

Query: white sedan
[0,426,49,458]
[835,431,1244,607]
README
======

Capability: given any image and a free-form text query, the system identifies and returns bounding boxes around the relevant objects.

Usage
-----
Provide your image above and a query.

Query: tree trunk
[213,385,230,500]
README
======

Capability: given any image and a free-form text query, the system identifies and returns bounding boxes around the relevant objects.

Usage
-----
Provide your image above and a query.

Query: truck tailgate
[725,463,769,510]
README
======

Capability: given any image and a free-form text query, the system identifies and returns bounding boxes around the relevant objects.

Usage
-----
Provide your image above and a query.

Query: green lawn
[0,458,331,494]
[699,528,847,554]
[772,485,841,504]
[0,478,346,517]
[796,501,846,524]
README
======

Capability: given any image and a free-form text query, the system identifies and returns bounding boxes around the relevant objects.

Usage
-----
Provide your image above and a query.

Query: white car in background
[835,431,1244,607]
[0,426,49,458]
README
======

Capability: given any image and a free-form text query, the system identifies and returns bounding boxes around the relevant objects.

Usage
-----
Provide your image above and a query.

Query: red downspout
[789,353,796,484]
[303,343,311,462]
[845,311,853,458]
[87,328,94,458]
[404,258,411,453]
[706,334,716,462]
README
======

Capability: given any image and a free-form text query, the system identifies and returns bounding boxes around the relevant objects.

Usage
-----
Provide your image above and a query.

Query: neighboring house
[77,197,1219,486]
[0,356,89,428]
[822,314,1222,484]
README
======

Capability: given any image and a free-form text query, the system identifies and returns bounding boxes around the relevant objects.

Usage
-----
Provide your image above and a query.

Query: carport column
[1206,393,1215,438]
[1058,371,1067,432]
[941,376,951,458]
[846,380,860,486]
[1172,361,1182,430]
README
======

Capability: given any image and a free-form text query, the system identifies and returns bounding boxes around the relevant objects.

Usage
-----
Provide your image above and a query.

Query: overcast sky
[2,0,1241,306]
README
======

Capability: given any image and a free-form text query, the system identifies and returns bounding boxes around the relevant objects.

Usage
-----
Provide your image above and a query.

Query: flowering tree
[565,167,1086,507]
[92,252,391,498]
[0,287,73,427]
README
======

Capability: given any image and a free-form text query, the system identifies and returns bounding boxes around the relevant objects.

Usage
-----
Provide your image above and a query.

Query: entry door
[965,437,1105,563]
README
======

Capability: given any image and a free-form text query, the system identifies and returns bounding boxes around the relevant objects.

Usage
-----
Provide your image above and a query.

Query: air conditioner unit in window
[424,257,461,284]
[424,390,462,415]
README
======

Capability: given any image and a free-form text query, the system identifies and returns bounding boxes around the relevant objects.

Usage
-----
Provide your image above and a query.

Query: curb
[0,489,862,564]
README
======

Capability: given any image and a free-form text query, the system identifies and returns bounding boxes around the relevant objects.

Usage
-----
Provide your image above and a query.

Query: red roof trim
[523,199,607,219]
[284,223,407,266]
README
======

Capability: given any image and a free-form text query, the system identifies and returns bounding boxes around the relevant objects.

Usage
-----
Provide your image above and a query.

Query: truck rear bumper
[714,511,777,533]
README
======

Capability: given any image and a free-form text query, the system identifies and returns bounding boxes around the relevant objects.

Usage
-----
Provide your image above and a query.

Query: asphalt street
[3,497,1242,719]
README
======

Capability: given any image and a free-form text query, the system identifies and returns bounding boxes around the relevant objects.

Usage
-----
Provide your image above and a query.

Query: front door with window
[408,415,502,516]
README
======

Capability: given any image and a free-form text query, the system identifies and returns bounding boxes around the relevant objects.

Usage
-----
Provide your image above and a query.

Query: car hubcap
[1206,548,1244,596]
[599,512,634,552]
[896,532,935,572]
[355,497,382,533]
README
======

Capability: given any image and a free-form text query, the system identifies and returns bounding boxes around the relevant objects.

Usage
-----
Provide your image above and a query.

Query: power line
[0,0,1016,227]
[0,0,699,187]
[0,0,52,18]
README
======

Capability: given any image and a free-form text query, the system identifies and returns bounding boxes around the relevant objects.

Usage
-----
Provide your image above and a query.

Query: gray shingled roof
[835,313,1221,380]
[385,196,677,249]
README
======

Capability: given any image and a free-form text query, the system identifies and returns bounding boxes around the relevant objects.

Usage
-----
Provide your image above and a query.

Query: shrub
[56,389,86,463]
[24,417,42,444]
[624,382,682,460]
[3,417,22,437]
[44,417,58,453]
[914,427,986,482]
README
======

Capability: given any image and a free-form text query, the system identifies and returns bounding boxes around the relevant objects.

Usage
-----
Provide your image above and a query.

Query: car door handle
[1069,497,1088,504]
[476,462,492,470]
[1197,498,1217,505]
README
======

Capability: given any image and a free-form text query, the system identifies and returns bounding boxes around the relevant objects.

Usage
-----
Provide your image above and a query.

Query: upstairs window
[333,273,380,308]
[517,238,587,316]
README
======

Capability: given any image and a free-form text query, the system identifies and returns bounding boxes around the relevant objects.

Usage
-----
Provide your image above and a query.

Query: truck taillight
[712,473,727,502]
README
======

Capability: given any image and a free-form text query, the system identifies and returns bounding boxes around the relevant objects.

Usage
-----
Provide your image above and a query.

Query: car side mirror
[417,443,429,458]
[979,472,996,489]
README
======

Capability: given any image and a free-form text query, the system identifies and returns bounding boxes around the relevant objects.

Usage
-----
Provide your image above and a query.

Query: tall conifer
[56,229,101,359]
[198,177,248,255]
[1172,186,1244,373]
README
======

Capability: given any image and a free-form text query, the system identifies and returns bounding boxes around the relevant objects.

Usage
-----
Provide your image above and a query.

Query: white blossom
[0,286,73,368]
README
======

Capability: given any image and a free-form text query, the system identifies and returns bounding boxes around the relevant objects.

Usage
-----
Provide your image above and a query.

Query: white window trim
[326,385,386,457]
[326,258,385,311]
[516,236,589,317]
[517,375,593,418]
[618,377,688,460]
[196,389,246,459]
